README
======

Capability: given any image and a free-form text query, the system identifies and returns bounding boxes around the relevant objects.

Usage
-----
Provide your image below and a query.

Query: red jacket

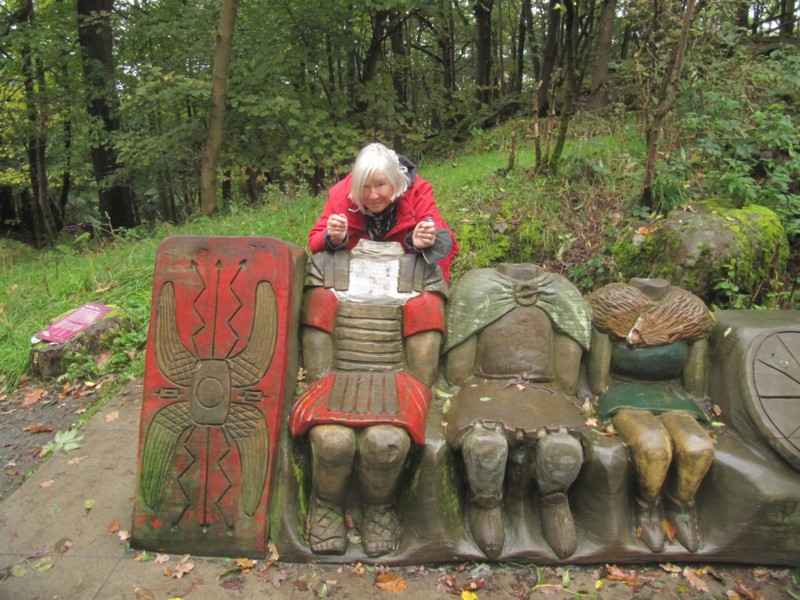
[308,173,459,281]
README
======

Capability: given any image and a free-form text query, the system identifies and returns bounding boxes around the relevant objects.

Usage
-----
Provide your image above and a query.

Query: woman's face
[361,170,394,213]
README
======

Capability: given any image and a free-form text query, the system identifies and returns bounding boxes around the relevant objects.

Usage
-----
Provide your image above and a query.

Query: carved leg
[462,426,508,559]
[534,428,583,558]
[661,410,714,552]
[308,425,356,554]
[357,425,411,557]
[613,409,672,552]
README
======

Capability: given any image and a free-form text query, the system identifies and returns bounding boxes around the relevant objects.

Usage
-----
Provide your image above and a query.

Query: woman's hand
[326,213,348,245]
[412,219,436,249]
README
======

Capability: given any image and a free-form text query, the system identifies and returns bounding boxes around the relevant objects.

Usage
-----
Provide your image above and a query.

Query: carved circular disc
[746,330,800,470]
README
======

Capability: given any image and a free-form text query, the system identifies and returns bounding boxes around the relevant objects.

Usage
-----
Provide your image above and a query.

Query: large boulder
[612,200,788,305]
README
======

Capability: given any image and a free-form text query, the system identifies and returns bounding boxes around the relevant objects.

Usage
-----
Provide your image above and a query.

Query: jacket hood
[398,155,417,188]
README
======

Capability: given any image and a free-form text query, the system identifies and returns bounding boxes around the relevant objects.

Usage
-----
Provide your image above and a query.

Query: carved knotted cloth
[443,268,592,353]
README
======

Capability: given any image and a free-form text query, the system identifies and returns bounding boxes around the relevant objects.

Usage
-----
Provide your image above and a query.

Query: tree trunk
[77,0,138,231]
[641,0,698,210]
[19,0,58,241]
[587,0,617,111]
[512,0,532,93]
[474,0,494,105]
[199,0,239,216]
[538,0,561,116]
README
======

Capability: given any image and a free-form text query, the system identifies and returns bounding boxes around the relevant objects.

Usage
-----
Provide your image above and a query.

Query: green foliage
[670,48,800,238]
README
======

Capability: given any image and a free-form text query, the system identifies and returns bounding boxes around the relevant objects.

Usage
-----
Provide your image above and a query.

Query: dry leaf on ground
[375,571,408,592]
[105,410,119,422]
[23,423,53,434]
[22,388,47,406]
[684,567,710,593]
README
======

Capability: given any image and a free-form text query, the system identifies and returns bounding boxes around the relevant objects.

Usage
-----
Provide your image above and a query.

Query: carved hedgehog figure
[589,282,712,348]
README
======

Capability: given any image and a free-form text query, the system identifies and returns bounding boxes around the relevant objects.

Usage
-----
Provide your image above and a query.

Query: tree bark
[77,0,138,230]
[538,0,561,116]
[641,0,698,210]
[200,0,239,216]
[474,0,494,105]
[587,0,618,111]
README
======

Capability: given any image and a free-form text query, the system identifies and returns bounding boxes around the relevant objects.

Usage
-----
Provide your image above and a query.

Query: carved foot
[468,505,504,559]
[361,504,399,557]
[666,493,700,552]
[540,492,577,558]
[308,496,347,554]
[635,495,665,552]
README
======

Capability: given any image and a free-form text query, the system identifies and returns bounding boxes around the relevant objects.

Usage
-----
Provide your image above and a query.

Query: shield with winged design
[131,237,306,558]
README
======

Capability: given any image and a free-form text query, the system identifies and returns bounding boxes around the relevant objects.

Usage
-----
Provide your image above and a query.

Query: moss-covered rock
[612,200,788,305]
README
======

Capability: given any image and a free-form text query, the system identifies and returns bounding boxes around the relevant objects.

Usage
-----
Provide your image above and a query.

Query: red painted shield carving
[131,236,305,557]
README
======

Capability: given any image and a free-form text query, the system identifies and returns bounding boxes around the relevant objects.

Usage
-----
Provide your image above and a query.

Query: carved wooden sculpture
[288,240,447,557]
[131,237,305,557]
[443,264,592,559]
[588,278,714,553]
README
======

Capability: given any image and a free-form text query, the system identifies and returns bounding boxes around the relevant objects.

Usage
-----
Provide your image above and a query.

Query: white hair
[348,143,409,211]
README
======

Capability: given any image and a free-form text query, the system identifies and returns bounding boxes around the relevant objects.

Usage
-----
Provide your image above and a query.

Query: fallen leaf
[53,537,72,555]
[731,583,764,600]
[585,417,598,427]
[154,553,170,564]
[23,423,53,434]
[662,518,677,542]
[105,410,119,422]
[351,562,365,576]
[69,455,89,465]
[606,564,639,587]
[39,479,55,488]
[234,558,257,573]
[375,571,408,592]
[117,529,130,542]
[683,567,709,593]
[84,499,95,513]
[462,592,478,600]
[660,563,682,573]
[107,520,120,534]
[270,569,289,588]
[166,555,194,579]
[268,540,280,562]
[22,388,47,406]
[134,586,156,600]
[95,350,113,369]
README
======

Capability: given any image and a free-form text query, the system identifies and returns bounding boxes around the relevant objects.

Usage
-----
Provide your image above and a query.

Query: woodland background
[3,0,800,241]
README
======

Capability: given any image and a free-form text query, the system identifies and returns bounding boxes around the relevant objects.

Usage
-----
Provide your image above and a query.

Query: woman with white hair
[308,142,458,281]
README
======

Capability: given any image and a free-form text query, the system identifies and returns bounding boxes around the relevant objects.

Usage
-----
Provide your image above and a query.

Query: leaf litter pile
[0,373,115,502]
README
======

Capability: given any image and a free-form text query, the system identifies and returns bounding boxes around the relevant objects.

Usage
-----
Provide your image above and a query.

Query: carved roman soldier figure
[289,240,447,557]
[443,264,592,559]
[588,278,715,553]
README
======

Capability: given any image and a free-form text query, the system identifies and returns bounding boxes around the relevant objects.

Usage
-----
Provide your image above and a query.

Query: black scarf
[364,200,398,241]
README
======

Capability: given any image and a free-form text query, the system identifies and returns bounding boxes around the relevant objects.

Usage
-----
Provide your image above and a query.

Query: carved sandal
[361,504,398,557]
[308,496,347,554]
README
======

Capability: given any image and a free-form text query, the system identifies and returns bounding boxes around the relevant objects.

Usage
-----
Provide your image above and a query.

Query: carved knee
[310,425,357,469]
[535,431,583,496]
[462,428,508,505]
[358,425,411,467]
